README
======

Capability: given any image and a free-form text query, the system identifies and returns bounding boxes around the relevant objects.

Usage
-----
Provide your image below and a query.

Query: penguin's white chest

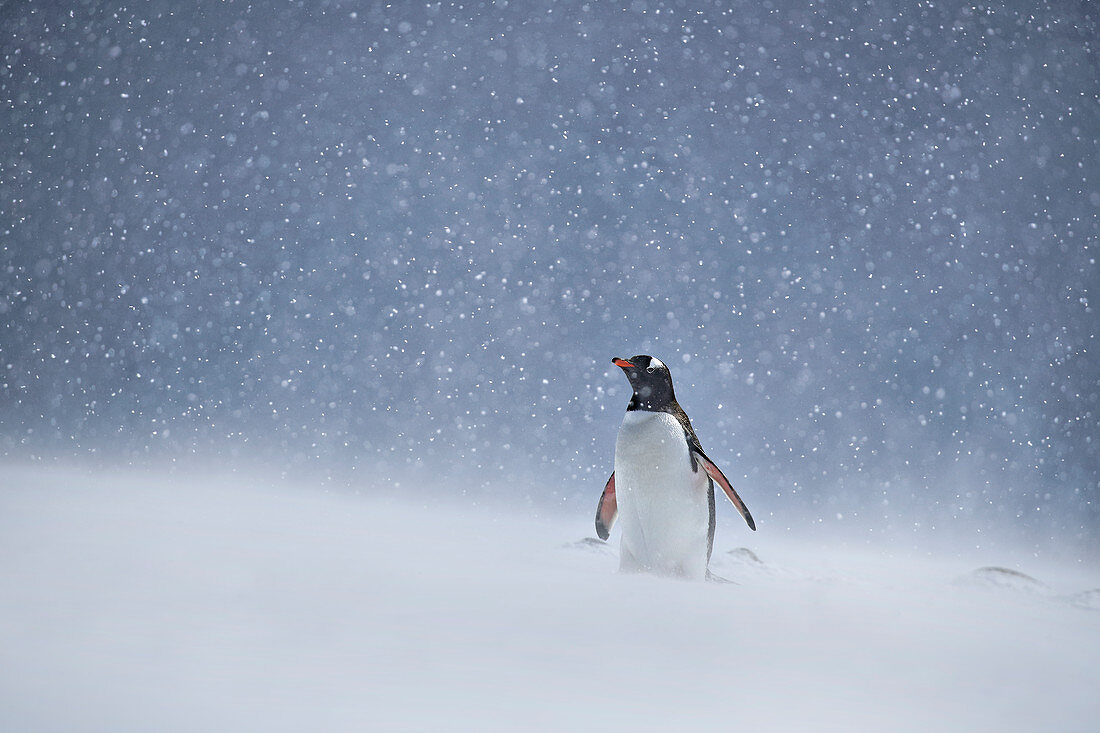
[614,410,710,578]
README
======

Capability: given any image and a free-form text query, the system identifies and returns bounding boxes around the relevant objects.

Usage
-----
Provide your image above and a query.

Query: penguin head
[612,355,676,411]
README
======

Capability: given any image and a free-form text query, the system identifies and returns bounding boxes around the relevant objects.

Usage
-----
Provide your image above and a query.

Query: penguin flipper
[693,452,756,531]
[595,472,618,540]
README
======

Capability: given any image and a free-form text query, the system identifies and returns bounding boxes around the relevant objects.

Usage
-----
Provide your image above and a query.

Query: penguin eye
[646,365,656,373]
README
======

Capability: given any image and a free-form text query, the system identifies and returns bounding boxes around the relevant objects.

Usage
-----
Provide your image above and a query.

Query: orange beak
[613,358,635,368]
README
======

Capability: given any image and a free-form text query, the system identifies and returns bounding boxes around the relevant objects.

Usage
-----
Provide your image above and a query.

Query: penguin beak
[613,358,635,368]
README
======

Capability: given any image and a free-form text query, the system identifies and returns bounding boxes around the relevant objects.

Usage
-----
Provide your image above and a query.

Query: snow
[3,465,1097,732]
[2,1,1097,727]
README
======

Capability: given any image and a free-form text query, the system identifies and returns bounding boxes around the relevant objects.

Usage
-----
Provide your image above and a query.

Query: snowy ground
[2,466,1097,732]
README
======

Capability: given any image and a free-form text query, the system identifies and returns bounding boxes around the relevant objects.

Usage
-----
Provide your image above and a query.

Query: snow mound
[957,566,1053,595]
[707,545,771,580]
[1068,589,1100,611]
[561,537,614,554]
[725,546,766,566]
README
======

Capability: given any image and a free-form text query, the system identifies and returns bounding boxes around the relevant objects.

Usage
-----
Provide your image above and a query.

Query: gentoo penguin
[595,355,755,579]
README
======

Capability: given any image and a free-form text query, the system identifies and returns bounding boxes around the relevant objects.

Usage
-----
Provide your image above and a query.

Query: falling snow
[1,2,1097,550]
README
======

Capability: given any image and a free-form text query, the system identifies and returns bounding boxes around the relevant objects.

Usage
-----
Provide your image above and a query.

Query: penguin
[595,355,755,579]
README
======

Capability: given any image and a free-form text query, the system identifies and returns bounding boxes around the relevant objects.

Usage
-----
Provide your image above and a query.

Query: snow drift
[1,465,1097,732]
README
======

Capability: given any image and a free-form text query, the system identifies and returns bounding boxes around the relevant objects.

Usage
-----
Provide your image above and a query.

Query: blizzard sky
[1,1,1097,555]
